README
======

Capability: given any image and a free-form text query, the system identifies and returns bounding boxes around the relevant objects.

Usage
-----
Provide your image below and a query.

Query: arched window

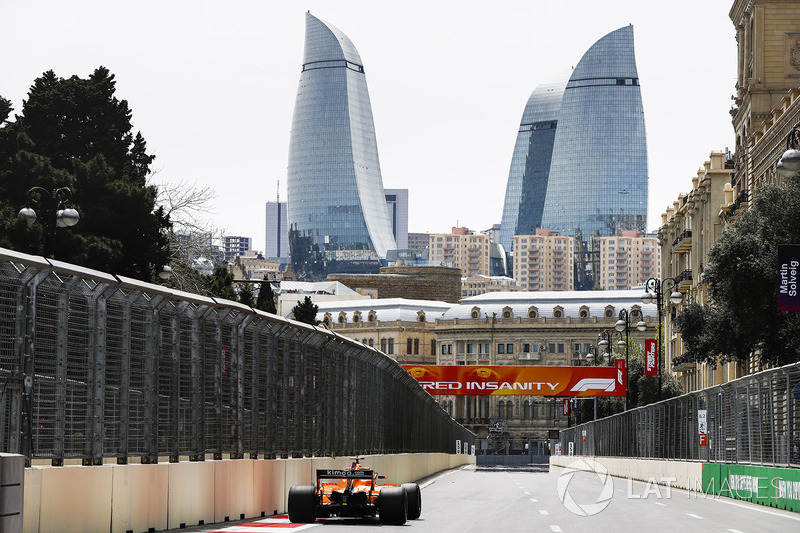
[470,306,480,319]
[498,401,506,419]
[553,309,563,319]
[506,401,513,420]
[353,312,361,323]
[417,311,426,322]
[368,311,376,322]
[337,312,346,324]
[528,307,538,319]
[523,400,530,420]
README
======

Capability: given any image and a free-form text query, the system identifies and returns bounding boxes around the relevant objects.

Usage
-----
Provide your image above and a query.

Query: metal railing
[0,248,474,465]
[560,362,800,467]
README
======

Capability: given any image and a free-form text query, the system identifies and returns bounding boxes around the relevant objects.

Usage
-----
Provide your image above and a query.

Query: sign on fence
[645,339,657,376]
[778,244,800,311]
[698,409,708,447]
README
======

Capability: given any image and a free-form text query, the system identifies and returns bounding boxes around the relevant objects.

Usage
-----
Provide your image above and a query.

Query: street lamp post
[615,309,647,410]
[18,186,80,257]
[641,277,683,401]
[776,124,800,180]
[584,344,606,420]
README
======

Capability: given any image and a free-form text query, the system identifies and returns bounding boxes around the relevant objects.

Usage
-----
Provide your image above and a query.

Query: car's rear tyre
[379,486,407,525]
[401,483,422,519]
[288,485,317,523]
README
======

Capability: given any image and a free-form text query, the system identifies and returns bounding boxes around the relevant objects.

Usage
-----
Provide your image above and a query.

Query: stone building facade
[658,152,741,392]
[316,291,658,445]
[328,265,462,303]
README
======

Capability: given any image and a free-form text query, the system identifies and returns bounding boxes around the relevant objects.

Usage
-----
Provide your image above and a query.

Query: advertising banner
[698,409,708,447]
[645,339,657,376]
[778,244,800,311]
[402,364,626,397]
[562,398,570,416]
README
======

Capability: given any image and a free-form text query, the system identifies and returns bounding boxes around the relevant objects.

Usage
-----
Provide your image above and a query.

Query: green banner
[702,463,800,512]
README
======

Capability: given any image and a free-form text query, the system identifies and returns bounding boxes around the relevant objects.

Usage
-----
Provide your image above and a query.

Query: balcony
[672,230,692,254]
[676,269,693,291]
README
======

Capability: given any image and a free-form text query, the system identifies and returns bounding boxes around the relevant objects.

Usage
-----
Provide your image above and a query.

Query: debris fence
[0,248,474,465]
[560,361,800,467]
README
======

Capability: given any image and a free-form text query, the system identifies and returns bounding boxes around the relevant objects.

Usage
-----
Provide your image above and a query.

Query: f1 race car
[287,458,422,525]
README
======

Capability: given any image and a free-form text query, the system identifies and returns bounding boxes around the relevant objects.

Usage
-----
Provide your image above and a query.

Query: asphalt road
[182,464,800,533]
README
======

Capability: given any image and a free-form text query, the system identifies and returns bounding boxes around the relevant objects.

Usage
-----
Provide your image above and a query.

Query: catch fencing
[560,362,800,467]
[0,248,474,466]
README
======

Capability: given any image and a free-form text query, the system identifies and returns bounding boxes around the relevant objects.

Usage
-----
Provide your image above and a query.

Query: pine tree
[291,296,319,325]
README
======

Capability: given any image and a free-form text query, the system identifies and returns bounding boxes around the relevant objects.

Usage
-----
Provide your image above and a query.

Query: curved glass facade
[499,72,569,251]
[287,13,397,280]
[541,25,647,237]
[500,25,647,250]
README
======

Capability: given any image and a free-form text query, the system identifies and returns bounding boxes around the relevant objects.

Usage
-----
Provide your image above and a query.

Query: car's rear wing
[316,469,373,479]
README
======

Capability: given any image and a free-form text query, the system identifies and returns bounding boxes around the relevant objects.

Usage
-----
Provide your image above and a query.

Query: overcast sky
[1,1,738,252]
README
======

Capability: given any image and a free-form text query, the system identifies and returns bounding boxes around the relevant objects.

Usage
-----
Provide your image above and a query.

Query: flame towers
[287,13,397,281]
[500,25,648,252]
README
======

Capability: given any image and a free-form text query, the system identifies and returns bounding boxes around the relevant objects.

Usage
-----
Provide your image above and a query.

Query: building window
[388,339,394,354]
[407,338,413,354]
[558,343,565,353]
[506,402,513,419]
[381,339,387,352]
[523,343,530,353]
[497,344,505,354]
[523,401,530,419]
[498,401,506,419]
[549,343,555,353]
[506,343,513,354]
[467,343,474,354]
[369,338,374,347]
[554,309,563,318]
[431,340,436,356]
[414,338,419,355]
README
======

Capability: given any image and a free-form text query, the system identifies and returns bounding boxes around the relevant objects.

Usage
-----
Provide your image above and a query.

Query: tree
[206,266,236,301]
[677,178,800,368]
[0,68,170,281]
[237,282,255,308]
[255,278,277,314]
[291,296,319,325]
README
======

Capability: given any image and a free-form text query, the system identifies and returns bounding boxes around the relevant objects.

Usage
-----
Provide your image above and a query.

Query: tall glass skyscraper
[499,72,569,251]
[287,13,397,280]
[500,25,648,251]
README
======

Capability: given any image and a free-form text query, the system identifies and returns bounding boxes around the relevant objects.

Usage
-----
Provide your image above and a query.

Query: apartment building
[596,230,660,290]
[428,227,490,277]
[511,229,574,291]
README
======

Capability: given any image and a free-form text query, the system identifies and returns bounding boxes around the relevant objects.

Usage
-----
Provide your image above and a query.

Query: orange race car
[287,458,422,525]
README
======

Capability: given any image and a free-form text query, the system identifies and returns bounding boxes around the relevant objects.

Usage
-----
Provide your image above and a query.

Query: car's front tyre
[401,483,422,519]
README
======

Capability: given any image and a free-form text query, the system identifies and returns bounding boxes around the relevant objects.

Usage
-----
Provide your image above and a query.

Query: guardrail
[0,248,474,465]
[560,361,800,467]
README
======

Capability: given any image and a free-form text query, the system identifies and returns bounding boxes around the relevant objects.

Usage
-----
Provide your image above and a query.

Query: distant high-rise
[222,236,252,263]
[500,26,648,257]
[265,201,288,262]
[287,13,397,281]
[384,189,409,250]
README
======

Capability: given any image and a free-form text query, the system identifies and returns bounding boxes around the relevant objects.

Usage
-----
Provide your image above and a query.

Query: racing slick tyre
[378,486,408,525]
[401,483,422,519]
[288,485,317,523]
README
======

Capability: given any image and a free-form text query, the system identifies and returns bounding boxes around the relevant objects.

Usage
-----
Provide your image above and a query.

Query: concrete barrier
[23,453,475,533]
[549,455,704,491]
[1,453,24,533]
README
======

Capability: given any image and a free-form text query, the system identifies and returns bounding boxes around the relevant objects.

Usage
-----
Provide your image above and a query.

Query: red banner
[402,365,626,397]
[645,339,657,376]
